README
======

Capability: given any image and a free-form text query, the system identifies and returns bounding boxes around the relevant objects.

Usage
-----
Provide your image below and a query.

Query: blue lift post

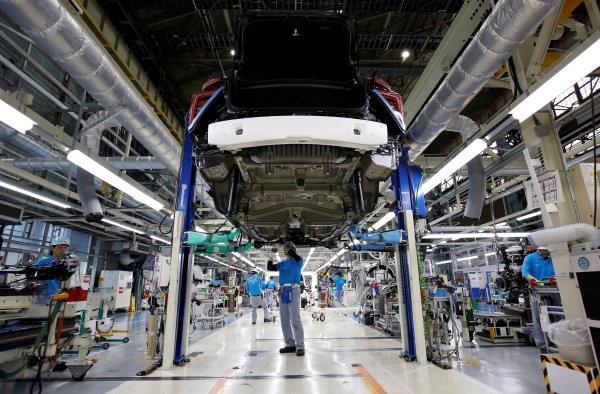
[167,88,224,366]
[391,146,427,362]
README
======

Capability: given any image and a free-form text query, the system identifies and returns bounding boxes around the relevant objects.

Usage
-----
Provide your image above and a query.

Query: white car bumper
[207,115,388,151]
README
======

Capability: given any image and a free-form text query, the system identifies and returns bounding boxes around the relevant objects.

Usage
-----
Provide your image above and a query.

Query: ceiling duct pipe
[0,0,182,175]
[406,0,561,157]
[445,116,485,221]
[3,156,167,171]
[77,112,107,222]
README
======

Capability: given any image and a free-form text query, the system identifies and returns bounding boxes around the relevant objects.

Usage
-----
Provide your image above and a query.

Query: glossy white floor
[106,308,500,394]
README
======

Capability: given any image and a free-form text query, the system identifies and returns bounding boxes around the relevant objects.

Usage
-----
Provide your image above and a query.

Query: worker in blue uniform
[245,270,271,324]
[522,246,557,348]
[267,241,305,356]
[264,276,276,312]
[35,236,70,299]
[332,272,346,307]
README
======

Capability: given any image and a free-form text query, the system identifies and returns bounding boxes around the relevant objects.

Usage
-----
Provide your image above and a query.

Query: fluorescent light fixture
[421,139,488,194]
[0,98,36,133]
[305,247,315,264]
[510,33,600,122]
[457,255,478,262]
[203,255,219,263]
[485,252,496,257]
[516,211,542,221]
[230,49,235,56]
[370,211,396,230]
[401,50,410,59]
[435,260,452,265]
[495,222,507,227]
[195,225,208,233]
[0,180,71,209]
[423,232,529,239]
[150,235,171,245]
[66,150,164,211]
[232,251,256,268]
[101,218,145,235]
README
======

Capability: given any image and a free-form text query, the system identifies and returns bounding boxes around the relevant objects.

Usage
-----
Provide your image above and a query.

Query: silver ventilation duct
[0,0,182,174]
[445,116,486,220]
[3,156,167,171]
[406,0,561,157]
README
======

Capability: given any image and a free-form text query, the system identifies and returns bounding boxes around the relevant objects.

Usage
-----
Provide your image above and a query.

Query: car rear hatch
[229,12,367,113]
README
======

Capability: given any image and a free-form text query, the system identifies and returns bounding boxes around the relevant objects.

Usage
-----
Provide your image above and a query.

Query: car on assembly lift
[188,12,405,248]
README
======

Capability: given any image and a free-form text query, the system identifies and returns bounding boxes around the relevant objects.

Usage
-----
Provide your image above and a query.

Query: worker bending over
[522,246,557,348]
[245,270,271,324]
[268,241,305,356]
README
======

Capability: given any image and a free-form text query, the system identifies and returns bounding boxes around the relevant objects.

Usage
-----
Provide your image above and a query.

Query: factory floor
[1,308,547,394]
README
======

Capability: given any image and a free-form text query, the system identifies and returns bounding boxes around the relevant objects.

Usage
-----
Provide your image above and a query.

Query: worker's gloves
[549,277,557,286]
[528,278,538,286]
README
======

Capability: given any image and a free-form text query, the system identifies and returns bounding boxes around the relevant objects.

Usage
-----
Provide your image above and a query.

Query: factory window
[552,75,599,118]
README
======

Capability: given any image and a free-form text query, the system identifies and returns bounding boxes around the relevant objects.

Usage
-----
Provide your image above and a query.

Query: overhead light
[439,241,447,244]
[421,139,488,194]
[370,211,396,230]
[203,255,219,263]
[66,150,164,211]
[435,260,452,265]
[423,232,529,239]
[150,235,171,245]
[510,33,600,122]
[516,211,542,221]
[485,252,496,257]
[195,225,208,233]
[0,98,36,133]
[305,247,315,264]
[495,222,507,227]
[101,218,145,234]
[230,49,235,56]
[0,179,71,209]
[232,251,256,268]
[401,50,410,60]
[457,255,478,262]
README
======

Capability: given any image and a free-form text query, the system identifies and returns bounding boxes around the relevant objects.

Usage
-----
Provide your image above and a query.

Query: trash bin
[547,319,595,365]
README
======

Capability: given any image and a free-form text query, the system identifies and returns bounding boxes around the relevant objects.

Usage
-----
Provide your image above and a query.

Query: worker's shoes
[279,346,296,353]
[252,322,256,325]
[264,318,272,322]
[296,349,305,357]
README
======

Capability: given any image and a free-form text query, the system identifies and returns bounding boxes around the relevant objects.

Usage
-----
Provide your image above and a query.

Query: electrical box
[98,270,133,311]
[154,255,171,288]
[571,242,600,370]
[569,163,600,226]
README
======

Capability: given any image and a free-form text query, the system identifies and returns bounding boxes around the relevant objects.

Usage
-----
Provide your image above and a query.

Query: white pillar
[404,210,427,365]
[161,211,184,369]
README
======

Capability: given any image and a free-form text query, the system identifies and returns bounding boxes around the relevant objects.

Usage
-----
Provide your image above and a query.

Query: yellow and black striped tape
[540,355,599,394]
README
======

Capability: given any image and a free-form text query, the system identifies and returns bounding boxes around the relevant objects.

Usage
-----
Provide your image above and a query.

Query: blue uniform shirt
[333,277,346,291]
[36,256,59,296]
[522,252,555,280]
[245,275,264,296]
[264,279,275,290]
[277,256,304,285]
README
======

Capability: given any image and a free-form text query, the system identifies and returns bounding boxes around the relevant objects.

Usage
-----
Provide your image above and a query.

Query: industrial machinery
[426,277,460,365]
[493,245,529,303]
[98,270,133,312]
[0,253,97,382]
[571,241,600,369]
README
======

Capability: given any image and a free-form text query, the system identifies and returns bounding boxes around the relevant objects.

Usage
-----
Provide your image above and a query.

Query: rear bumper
[207,115,387,151]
